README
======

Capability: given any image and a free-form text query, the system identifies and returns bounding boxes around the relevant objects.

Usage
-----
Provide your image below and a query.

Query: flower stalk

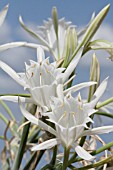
[69,155,113,170]
[62,147,70,170]
[96,97,113,109]
[12,118,30,170]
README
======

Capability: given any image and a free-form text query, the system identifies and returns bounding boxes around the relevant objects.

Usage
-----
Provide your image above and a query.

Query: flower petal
[37,47,45,63]
[23,42,49,51]
[0,61,29,88]
[0,42,26,51]
[0,96,33,103]
[64,81,96,94]
[31,138,60,151]
[19,98,57,137]
[63,50,82,82]
[82,126,113,137]
[75,145,95,161]
[89,77,108,108]
[57,84,64,101]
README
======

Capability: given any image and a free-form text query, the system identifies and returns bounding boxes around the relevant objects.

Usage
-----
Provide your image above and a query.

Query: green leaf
[52,7,58,39]
[69,4,110,65]
[19,16,51,49]
[81,4,110,47]
[88,53,100,102]
[83,39,113,61]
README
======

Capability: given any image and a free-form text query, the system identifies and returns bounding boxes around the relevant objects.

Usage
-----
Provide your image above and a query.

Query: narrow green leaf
[0,100,15,120]
[88,53,100,102]
[81,4,110,46]
[0,113,8,124]
[19,16,51,49]
[69,4,110,65]
[52,7,58,39]
[83,39,113,54]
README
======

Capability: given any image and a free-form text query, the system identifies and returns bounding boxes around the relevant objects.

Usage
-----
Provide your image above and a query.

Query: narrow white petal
[86,77,108,108]
[0,96,33,103]
[75,145,95,161]
[82,126,113,136]
[57,84,64,101]
[19,98,57,136]
[63,50,82,82]
[0,42,26,51]
[24,43,49,51]
[90,77,108,107]
[37,47,45,63]
[0,4,9,27]
[64,81,96,94]
[0,61,29,88]
[31,138,60,151]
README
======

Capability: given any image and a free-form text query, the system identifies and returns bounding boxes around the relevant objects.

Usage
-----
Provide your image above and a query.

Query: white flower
[19,10,77,61]
[36,18,77,61]
[18,77,113,161]
[0,47,96,111]
[19,7,96,62]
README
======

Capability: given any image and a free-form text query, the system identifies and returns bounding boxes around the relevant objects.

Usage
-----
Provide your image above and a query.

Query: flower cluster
[0,4,113,170]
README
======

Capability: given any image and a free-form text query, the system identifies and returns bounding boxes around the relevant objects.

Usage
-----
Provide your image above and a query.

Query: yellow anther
[63,111,67,117]
[59,102,64,108]
[46,61,50,65]
[67,95,70,99]
[79,105,83,111]
[31,72,34,77]
[71,112,75,116]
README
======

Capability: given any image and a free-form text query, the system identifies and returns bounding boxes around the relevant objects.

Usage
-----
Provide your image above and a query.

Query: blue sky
[0,0,113,135]
[0,0,113,168]
[0,0,113,33]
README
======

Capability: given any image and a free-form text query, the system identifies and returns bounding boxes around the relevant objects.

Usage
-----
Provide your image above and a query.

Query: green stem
[68,140,113,165]
[0,100,15,120]
[41,146,57,170]
[62,147,70,170]
[50,145,57,166]
[28,129,40,143]
[12,118,30,170]
[69,155,113,170]
[0,93,31,97]
[23,152,37,170]
[0,113,8,124]
[95,112,113,119]
[30,150,45,170]
[0,136,4,140]
[96,97,113,109]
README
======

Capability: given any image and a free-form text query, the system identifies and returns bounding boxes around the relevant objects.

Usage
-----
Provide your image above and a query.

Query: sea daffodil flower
[18,5,110,65]
[0,47,96,111]
[18,77,113,161]
[19,8,77,61]
[19,7,96,62]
